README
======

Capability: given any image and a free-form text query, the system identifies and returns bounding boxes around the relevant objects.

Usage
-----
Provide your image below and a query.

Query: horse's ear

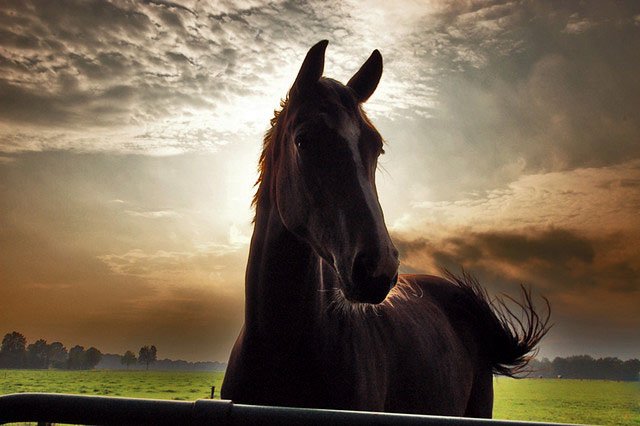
[347,49,383,103]
[291,40,328,98]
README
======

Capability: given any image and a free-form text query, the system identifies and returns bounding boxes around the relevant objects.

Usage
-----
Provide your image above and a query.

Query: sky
[1,0,639,362]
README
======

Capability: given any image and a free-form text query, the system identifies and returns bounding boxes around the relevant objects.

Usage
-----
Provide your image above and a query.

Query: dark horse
[221,41,550,418]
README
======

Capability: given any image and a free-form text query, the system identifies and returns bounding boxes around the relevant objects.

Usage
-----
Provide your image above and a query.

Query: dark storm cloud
[393,225,640,357]
[422,0,640,74]
[1,0,639,154]
[477,229,595,265]
[0,1,192,128]
[394,227,640,293]
[0,79,78,125]
[376,0,640,201]
[0,27,41,49]
[395,228,599,270]
[394,228,640,297]
[0,0,156,129]
[0,0,357,151]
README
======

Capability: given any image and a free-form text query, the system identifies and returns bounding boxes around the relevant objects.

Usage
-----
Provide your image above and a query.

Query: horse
[221,40,550,418]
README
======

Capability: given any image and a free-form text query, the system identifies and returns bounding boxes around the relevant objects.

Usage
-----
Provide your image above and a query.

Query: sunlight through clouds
[1,0,639,361]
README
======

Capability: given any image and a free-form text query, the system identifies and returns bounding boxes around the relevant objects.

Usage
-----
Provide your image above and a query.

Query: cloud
[373,1,640,207]
[392,160,640,236]
[2,0,638,159]
[468,228,595,266]
[390,160,640,277]
[1,0,292,151]
[562,13,598,34]
[394,226,640,292]
[98,243,242,283]
[388,158,640,357]
[393,225,640,356]
[125,209,182,219]
[0,0,309,151]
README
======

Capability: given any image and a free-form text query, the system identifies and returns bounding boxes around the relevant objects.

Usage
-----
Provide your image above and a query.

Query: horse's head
[270,40,399,304]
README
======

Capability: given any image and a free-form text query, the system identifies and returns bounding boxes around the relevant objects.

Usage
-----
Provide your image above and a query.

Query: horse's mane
[253,97,289,217]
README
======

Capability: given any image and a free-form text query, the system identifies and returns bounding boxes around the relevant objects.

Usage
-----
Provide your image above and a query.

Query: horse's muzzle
[347,253,399,304]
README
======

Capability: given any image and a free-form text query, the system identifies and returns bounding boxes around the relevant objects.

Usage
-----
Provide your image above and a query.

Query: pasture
[0,369,225,401]
[492,377,639,425]
[1,370,638,425]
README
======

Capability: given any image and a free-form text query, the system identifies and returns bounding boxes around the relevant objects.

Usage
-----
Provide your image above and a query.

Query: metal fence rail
[0,393,578,425]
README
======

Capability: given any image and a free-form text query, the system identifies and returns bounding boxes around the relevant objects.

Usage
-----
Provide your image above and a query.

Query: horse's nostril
[354,252,373,273]
[355,250,381,274]
[348,251,399,304]
[352,252,372,286]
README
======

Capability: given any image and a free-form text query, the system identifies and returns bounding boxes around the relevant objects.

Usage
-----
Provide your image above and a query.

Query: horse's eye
[295,134,307,150]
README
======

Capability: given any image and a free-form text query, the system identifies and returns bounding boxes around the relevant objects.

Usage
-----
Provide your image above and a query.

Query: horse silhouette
[221,40,550,418]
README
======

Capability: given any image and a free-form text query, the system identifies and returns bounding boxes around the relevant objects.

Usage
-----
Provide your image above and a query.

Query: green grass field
[0,369,225,401]
[1,370,638,425]
[492,377,639,425]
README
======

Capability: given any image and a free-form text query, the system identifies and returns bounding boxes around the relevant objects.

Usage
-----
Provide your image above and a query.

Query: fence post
[210,386,215,399]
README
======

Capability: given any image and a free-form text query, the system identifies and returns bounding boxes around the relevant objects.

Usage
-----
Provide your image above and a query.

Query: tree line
[4,330,637,380]
[525,355,639,381]
[0,331,157,371]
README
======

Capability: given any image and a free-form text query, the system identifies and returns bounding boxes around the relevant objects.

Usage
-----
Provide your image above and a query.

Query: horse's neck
[243,205,325,340]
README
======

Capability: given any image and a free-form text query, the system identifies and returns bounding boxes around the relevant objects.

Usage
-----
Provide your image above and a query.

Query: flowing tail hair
[444,270,552,377]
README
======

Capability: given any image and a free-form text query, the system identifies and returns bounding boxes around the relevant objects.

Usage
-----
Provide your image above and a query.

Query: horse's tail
[444,270,552,377]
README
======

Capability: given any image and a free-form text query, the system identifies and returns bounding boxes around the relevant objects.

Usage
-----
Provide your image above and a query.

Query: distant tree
[622,359,640,381]
[26,339,49,369]
[552,356,568,378]
[121,350,137,369]
[67,345,86,370]
[85,347,102,369]
[0,331,27,368]
[138,345,157,370]
[48,342,68,369]
[550,355,640,381]
[539,357,552,375]
[518,357,553,378]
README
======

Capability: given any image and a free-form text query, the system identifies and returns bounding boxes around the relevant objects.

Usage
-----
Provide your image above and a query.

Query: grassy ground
[1,370,639,425]
[0,369,225,400]
[493,377,639,425]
